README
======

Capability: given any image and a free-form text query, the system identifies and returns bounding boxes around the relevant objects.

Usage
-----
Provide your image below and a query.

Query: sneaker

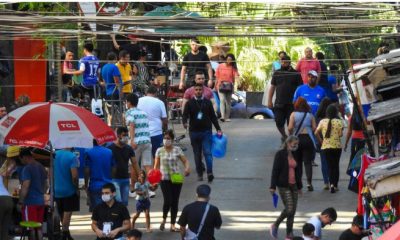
[220,118,225,122]
[207,174,214,183]
[149,190,156,198]
[330,185,336,193]
[307,185,314,192]
[269,224,278,239]
[323,184,329,190]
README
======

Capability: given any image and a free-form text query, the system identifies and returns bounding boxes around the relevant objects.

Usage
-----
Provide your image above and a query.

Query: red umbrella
[0,102,116,148]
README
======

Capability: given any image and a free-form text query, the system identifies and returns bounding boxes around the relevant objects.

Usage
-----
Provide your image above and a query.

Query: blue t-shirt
[101,63,122,96]
[21,162,47,205]
[293,84,326,115]
[324,75,339,102]
[72,147,86,179]
[85,146,115,192]
[54,150,79,198]
[79,55,100,87]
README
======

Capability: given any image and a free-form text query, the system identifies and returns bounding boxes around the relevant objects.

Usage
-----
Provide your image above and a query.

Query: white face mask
[120,136,129,144]
[101,194,113,202]
[289,145,299,152]
[163,139,172,147]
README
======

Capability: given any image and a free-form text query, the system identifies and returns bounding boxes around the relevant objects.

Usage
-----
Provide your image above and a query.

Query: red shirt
[215,64,239,89]
[296,58,321,84]
[288,155,297,184]
[183,86,214,100]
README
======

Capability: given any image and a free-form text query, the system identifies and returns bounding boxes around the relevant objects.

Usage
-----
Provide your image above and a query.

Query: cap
[352,215,364,228]
[6,146,20,158]
[196,184,211,198]
[308,70,318,77]
[19,147,33,158]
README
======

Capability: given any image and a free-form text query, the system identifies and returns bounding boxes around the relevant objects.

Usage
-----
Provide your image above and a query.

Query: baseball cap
[352,215,364,228]
[308,70,318,77]
[6,146,20,158]
[196,184,211,198]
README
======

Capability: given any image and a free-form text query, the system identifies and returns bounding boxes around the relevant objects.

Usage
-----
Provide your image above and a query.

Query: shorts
[55,193,80,214]
[22,205,45,223]
[136,198,151,212]
[151,134,164,158]
[273,104,293,128]
[136,143,152,167]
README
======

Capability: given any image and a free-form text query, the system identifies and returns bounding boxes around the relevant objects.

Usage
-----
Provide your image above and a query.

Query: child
[302,223,315,240]
[131,170,157,232]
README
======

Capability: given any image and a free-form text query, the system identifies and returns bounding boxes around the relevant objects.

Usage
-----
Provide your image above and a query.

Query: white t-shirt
[307,216,322,238]
[137,96,167,137]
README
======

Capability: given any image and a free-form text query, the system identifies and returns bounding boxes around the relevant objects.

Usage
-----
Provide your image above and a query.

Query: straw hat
[6,145,20,158]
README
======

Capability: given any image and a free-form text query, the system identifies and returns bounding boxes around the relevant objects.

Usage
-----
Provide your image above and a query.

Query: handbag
[184,204,210,240]
[170,172,184,184]
[219,81,233,93]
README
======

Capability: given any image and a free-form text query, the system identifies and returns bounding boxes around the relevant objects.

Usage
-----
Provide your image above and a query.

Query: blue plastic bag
[272,192,279,208]
[212,134,227,158]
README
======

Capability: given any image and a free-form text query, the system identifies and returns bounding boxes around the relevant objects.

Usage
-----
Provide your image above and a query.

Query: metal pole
[55,42,63,101]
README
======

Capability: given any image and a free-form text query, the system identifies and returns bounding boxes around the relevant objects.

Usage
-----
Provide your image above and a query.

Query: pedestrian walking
[269,136,303,240]
[125,93,153,174]
[179,38,213,90]
[315,104,343,193]
[137,85,168,158]
[178,184,222,240]
[85,140,115,211]
[315,97,333,190]
[296,47,321,84]
[293,70,326,116]
[91,183,131,240]
[19,148,48,240]
[215,53,239,122]
[288,97,317,191]
[131,170,157,232]
[108,127,140,206]
[268,55,303,142]
[182,83,222,182]
[272,51,287,72]
[54,149,80,240]
[154,129,190,232]
[307,207,337,240]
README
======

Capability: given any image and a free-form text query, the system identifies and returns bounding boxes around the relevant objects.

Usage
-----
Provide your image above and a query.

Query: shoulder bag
[184,204,210,240]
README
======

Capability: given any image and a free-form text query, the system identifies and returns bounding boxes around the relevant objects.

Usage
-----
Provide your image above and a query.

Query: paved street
[70,119,358,240]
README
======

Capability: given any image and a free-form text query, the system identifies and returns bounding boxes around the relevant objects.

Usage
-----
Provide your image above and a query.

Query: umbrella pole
[48,141,56,239]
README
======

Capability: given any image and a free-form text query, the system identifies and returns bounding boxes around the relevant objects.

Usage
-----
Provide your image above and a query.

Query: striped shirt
[155,146,185,181]
[125,108,151,145]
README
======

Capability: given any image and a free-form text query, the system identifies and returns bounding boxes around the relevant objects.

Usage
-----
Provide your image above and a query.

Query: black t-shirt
[271,67,302,106]
[108,143,135,179]
[318,61,329,89]
[339,229,365,240]
[92,201,130,239]
[178,201,222,240]
[182,52,210,80]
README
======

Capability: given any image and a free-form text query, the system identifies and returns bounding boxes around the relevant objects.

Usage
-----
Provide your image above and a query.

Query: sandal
[159,222,165,231]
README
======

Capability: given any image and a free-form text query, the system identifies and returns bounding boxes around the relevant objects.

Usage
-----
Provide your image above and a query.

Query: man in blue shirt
[84,140,116,211]
[54,149,80,240]
[101,52,122,100]
[19,148,47,240]
[293,70,326,115]
[76,42,100,99]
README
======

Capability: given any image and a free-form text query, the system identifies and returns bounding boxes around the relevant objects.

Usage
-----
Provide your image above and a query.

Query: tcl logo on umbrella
[1,116,16,128]
[58,121,80,131]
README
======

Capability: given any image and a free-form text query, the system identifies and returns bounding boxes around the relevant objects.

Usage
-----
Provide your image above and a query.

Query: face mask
[163,139,172,147]
[102,194,112,202]
[120,136,129,144]
[289,145,299,152]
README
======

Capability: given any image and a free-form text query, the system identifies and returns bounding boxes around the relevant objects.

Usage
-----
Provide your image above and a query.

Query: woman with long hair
[215,53,239,122]
[154,129,190,232]
[269,135,302,240]
[288,97,317,191]
[315,104,344,193]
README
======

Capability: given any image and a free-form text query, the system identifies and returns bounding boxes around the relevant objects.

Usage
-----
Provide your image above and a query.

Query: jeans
[275,185,298,236]
[323,148,342,187]
[88,190,102,212]
[112,178,130,206]
[189,130,213,176]
[160,180,183,224]
[151,134,164,158]
[218,90,232,120]
[320,152,329,184]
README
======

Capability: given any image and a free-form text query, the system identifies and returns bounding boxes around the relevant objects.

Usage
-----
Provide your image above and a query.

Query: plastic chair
[19,221,42,240]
